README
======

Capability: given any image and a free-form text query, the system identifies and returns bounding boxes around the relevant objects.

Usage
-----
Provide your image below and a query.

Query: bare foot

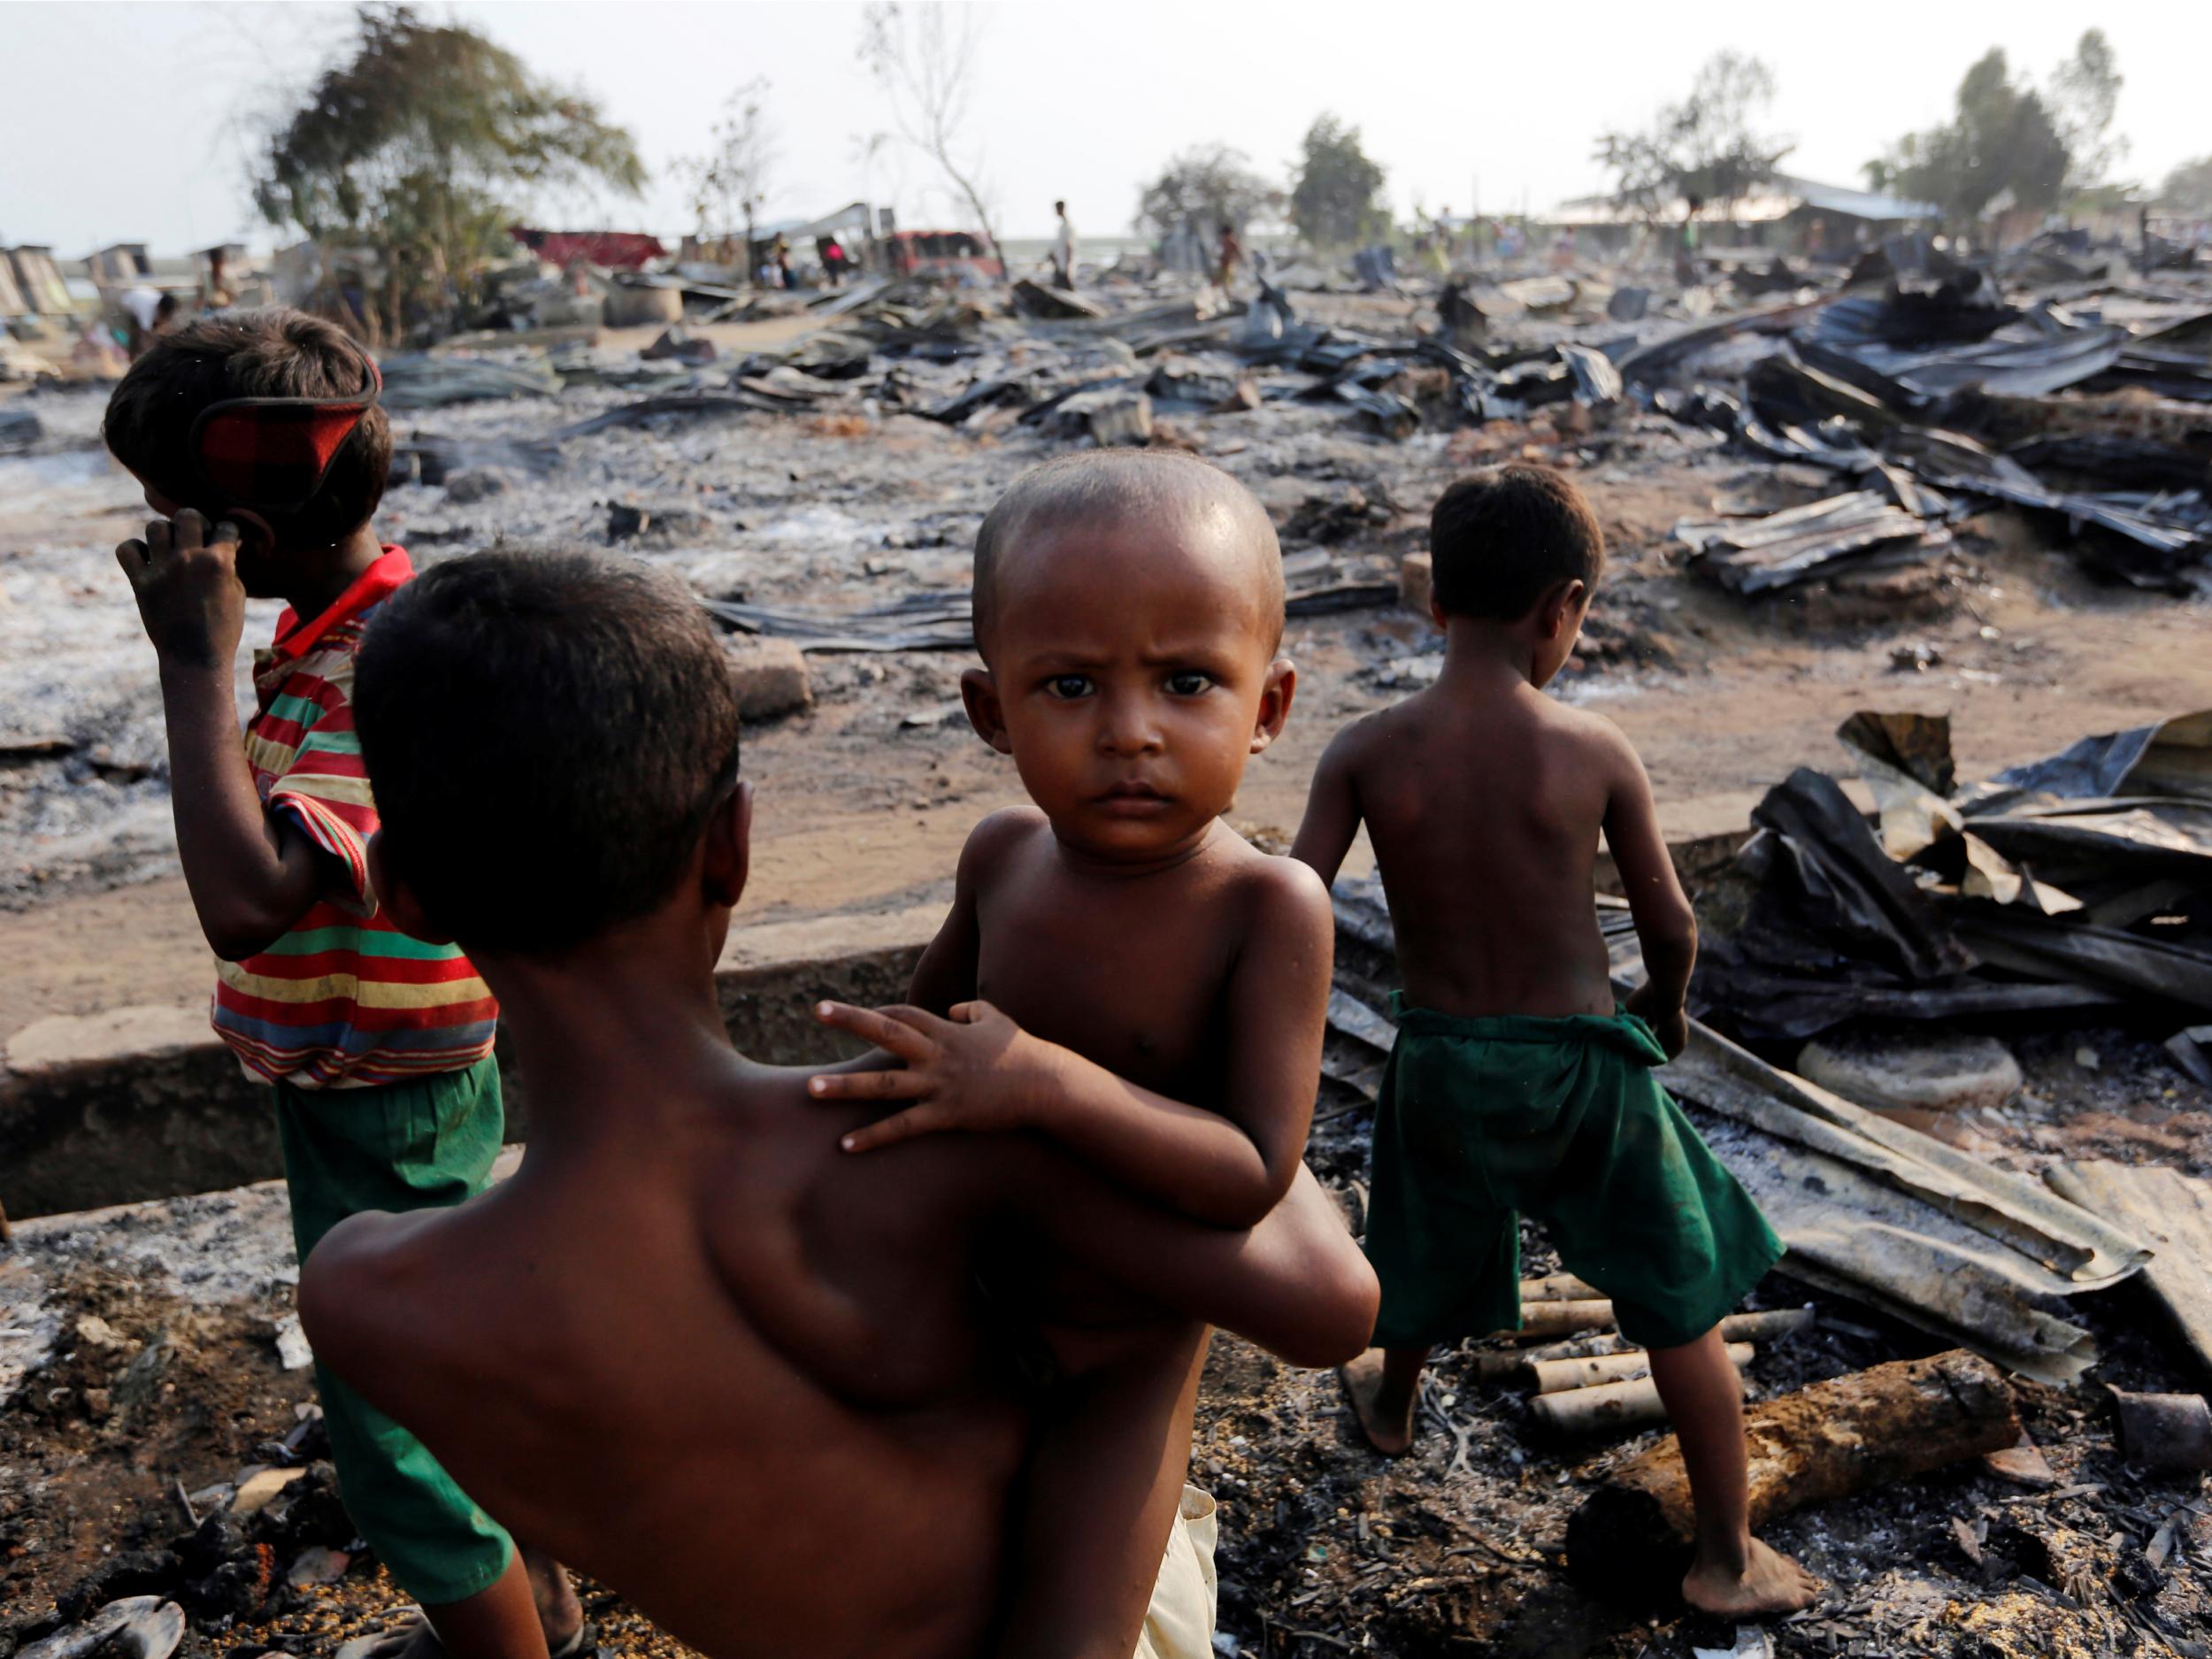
[1681,1538,1821,1617]
[334,1611,438,1659]
[1337,1350,1414,1455]
[332,1555,584,1659]
[522,1549,586,1655]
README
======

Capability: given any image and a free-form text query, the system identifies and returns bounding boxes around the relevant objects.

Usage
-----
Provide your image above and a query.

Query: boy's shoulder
[1537,697,1644,772]
[964,803,1051,854]
[1326,697,1417,758]
[954,805,1051,895]
[1213,826,1333,934]
[296,1202,471,1387]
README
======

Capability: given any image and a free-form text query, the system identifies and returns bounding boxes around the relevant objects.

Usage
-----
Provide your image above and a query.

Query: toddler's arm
[117,511,336,959]
[810,859,1332,1227]
[904,815,994,1016]
[1599,726,1697,1055]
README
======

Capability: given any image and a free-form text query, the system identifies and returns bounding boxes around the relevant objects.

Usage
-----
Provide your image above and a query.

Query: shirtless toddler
[296,549,1378,1659]
[1292,466,1817,1617]
[810,451,1336,1655]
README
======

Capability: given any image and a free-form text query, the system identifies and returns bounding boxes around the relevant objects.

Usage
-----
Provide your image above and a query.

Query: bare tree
[1595,52,1792,227]
[857,3,1000,265]
[2048,28,2127,196]
[678,78,778,280]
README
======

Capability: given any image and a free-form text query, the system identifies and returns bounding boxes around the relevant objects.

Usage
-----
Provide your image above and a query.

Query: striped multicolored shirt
[211,548,498,1089]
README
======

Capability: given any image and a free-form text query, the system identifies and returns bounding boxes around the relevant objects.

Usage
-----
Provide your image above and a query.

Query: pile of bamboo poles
[1473,1274,1814,1435]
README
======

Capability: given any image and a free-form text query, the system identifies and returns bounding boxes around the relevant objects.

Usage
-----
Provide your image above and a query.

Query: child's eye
[1045,675,1094,700]
[1164,672,1214,696]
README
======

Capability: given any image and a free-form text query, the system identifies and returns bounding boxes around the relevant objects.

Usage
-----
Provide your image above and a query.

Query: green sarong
[275,1056,516,1606]
[1363,1003,1783,1352]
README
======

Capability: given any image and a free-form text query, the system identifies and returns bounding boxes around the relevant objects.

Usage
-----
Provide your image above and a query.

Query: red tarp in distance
[511,228,668,270]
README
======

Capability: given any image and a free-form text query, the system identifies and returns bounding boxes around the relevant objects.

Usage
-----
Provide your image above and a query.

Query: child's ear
[1250,657,1296,755]
[1543,579,1589,639]
[365,831,452,945]
[960,667,1013,755]
[702,780,754,910]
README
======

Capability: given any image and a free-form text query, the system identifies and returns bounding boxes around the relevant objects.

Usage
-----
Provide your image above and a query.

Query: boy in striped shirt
[104,310,580,1659]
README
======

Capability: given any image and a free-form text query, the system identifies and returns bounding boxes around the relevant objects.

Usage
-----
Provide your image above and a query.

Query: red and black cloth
[188,356,381,512]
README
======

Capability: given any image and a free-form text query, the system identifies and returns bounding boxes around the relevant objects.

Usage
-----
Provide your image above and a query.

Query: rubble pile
[365,242,2212,611]
[1695,709,2212,1051]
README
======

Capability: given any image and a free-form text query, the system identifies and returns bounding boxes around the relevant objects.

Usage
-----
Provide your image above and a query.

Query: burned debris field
[6,237,2212,1659]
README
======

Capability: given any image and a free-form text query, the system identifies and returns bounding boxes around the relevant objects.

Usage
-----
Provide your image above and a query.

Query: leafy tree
[2162,156,2212,216]
[254,5,643,343]
[1289,116,1387,249]
[1872,49,2069,228]
[679,79,779,275]
[1136,146,1281,240]
[1596,53,1793,222]
[2047,29,2126,195]
[857,3,1000,265]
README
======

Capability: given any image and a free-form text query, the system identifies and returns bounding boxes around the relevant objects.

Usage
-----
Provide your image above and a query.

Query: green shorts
[275,1056,516,1606]
[1363,1004,1783,1353]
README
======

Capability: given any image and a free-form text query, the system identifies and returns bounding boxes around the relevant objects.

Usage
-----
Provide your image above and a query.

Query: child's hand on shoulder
[1624,982,1689,1060]
[116,508,247,669]
[808,999,1060,1153]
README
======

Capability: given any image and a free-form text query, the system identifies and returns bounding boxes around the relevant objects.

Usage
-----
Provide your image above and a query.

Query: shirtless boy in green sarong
[1292,465,1817,1619]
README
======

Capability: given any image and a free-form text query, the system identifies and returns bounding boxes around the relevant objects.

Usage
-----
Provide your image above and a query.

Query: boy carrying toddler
[294,548,1377,1659]
[1292,466,1817,1617]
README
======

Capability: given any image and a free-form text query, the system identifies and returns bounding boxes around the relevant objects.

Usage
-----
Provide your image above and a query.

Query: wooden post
[1527,1359,1753,1437]
[1519,1272,1602,1302]
[1469,1308,1813,1381]
[1565,1350,2018,1598]
[1531,1340,1755,1396]
[1502,1298,1615,1338]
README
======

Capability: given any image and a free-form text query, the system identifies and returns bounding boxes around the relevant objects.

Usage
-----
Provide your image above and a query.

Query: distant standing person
[772,232,793,291]
[1216,223,1244,290]
[121,286,177,358]
[1052,199,1077,288]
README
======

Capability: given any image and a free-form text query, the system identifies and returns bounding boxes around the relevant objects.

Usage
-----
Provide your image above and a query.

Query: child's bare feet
[1338,1350,1414,1455]
[334,1613,439,1659]
[1681,1537,1820,1617]
[334,1551,583,1659]
[523,1548,586,1654]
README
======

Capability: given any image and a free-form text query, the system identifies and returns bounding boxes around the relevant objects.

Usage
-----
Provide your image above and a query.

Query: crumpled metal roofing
[1663,1025,2147,1385]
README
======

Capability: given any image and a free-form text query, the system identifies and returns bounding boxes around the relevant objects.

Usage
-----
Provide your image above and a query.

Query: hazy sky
[4,1,2208,257]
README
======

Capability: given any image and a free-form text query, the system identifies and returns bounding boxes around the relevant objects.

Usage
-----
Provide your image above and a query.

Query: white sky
[3,0,2208,257]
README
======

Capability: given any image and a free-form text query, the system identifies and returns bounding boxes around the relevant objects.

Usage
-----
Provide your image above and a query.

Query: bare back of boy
[307,1058,1029,1659]
[305,1042,1361,1659]
[1317,680,1651,1020]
